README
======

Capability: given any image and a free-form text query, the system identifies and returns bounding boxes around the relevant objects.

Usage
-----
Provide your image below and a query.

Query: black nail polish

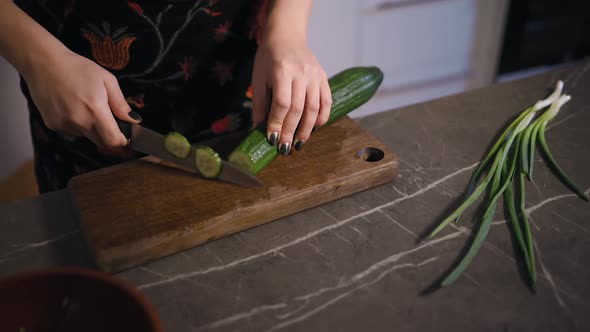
[294,140,305,151]
[268,131,279,145]
[129,110,143,121]
[279,142,291,155]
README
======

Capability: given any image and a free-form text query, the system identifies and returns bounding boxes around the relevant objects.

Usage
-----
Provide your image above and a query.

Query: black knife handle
[116,119,132,139]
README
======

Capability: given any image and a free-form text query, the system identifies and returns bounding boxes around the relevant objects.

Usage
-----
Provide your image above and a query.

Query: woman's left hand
[251,33,332,155]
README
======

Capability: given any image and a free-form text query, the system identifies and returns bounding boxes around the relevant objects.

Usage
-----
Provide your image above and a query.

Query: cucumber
[228,129,278,175]
[229,66,384,175]
[325,66,384,125]
[195,145,222,178]
[164,132,191,159]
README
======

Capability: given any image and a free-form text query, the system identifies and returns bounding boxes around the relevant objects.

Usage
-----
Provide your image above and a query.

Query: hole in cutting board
[356,147,384,162]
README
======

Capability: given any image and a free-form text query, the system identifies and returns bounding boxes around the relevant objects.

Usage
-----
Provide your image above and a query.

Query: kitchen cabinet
[308,0,509,117]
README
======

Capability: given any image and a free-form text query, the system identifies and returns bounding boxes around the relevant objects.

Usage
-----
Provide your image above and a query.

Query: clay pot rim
[0,266,164,332]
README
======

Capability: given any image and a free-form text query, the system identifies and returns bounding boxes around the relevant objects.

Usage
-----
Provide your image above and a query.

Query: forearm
[262,0,313,45]
[0,0,69,79]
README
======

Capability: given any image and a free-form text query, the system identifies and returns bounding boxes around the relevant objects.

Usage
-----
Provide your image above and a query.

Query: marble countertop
[1,60,589,331]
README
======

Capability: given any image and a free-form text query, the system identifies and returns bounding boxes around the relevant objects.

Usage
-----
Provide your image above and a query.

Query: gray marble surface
[1,60,590,331]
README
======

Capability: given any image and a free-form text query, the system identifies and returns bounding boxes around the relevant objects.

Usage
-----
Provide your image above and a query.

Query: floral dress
[14,0,269,193]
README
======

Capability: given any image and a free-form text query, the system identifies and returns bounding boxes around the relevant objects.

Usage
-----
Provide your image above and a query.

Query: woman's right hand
[23,49,142,148]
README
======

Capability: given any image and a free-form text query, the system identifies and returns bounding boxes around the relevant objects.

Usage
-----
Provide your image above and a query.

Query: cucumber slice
[228,128,278,175]
[195,145,222,178]
[164,132,191,159]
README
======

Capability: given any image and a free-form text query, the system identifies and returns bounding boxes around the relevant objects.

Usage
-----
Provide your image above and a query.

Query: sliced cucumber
[228,129,278,175]
[164,132,191,159]
[195,145,222,178]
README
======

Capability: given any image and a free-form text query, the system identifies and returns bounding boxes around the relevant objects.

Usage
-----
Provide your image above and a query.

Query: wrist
[259,0,310,48]
[20,43,71,82]
[0,1,71,81]
[260,21,307,49]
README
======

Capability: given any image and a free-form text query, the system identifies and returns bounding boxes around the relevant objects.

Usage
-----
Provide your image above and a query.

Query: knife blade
[118,121,263,187]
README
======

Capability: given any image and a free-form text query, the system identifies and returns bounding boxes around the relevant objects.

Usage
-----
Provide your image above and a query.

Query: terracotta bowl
[0,267,163,332]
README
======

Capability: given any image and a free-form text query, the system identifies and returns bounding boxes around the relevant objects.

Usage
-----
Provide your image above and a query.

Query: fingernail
[129,110,143,121]
[279,142,291,155]
[294,140,305,151]
[268,131,279,145]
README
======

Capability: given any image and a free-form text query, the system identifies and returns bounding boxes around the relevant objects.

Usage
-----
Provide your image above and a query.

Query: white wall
[307,0,480,118]
[0,57,33,178]
[307,0,358,76]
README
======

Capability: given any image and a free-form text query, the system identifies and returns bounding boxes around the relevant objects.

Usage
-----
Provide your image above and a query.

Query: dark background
[498,0,590,74]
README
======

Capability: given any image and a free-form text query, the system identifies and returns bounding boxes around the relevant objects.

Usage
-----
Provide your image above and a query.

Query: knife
[117,120,263,187]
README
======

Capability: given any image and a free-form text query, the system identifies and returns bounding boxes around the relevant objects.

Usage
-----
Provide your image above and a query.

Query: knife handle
[115,119,133,139]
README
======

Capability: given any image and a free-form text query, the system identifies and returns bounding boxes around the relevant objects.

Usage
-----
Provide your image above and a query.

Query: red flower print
[128,1,143,15]
[179,56,195,82]
[213,21,232,43]
[81,23,137,70]
[203,8,222,17]
[126,94,145,108]
[211,115,231,135]
[211,114,241,135]
[245,86,253,99]
[210,61,233,86]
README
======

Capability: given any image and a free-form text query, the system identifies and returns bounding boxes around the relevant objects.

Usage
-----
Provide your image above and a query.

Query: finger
[86,127,105,148]
[88,125,132,158]
[316,74,332,128]
[104,75,142,123]
[294,80,320,151]
[266,73,292,146]
[93,104,130,148]
[251,77,269,129]
[278,79,306,155]
[61,114,101,145]
[70,124,104,147]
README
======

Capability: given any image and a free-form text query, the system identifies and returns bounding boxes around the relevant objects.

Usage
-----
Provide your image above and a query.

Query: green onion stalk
[429,80,588,290]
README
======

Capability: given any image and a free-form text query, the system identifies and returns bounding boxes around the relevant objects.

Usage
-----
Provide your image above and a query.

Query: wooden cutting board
[69,116,399,273]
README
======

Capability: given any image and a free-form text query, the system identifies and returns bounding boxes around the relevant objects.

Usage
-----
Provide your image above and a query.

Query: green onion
[462,81,563,199]
[441,138,519,286]
[518,164,536,289]
[536,95,588,201]
[520,124,533,178]
[504,164,532,276]
[429,80,586,290]
[528,120,541,179]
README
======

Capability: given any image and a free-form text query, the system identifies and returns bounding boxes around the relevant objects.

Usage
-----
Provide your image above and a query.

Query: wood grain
[69,116,399,273]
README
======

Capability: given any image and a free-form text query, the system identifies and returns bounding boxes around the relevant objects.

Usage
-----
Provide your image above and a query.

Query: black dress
[14,0,269,193]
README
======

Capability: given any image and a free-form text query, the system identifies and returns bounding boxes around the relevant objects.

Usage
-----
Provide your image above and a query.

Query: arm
[0,0,69,79]
[0,0,140,149]
[251,0,332,154]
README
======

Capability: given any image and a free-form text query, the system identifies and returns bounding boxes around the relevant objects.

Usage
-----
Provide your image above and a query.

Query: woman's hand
[0,0,141,149]
[250,0,332,155]
[23,49,142,148]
